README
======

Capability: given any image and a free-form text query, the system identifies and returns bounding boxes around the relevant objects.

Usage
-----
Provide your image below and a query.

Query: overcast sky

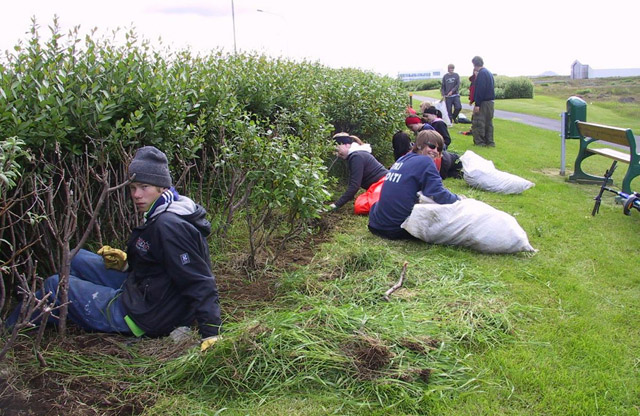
[2,0,639,78]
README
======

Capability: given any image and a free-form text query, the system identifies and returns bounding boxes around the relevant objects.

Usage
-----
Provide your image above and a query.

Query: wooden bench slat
[587,148,631,163]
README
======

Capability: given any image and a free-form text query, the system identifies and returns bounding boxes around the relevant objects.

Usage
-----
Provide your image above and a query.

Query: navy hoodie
[122,193,221,338]
[369,152,459,232]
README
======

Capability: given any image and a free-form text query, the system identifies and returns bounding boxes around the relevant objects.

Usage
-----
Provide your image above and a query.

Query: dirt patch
[344,334,435,384]
[536,168,572,181]
[1,212,343,415]
[216,212,341,318]
[1,330,155,415]
[345,334,394,380]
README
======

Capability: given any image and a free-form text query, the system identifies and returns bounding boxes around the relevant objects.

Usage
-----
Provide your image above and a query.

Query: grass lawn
[186,119,639,415]
[153,120,638,414]
[5,111,640,415]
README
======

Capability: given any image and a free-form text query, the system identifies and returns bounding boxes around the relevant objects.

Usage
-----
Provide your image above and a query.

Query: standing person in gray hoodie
[6,146,222,351]
[441,64,462,124]
[330,133,388,212]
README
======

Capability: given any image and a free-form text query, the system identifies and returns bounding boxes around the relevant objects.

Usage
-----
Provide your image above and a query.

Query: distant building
[398,69,443,81]
[571,60,640,79]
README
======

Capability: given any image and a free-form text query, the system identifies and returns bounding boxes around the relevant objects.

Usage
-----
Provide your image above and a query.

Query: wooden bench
[569,121,640,193]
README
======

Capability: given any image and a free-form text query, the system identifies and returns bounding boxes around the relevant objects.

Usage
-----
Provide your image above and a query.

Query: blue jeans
[6,249,132,334]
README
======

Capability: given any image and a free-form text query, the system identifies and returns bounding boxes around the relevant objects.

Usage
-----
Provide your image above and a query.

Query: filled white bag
[460,150,534,194]
[401,194,536,254]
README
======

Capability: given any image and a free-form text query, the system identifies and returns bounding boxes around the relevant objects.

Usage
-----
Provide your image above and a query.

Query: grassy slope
[172,118,639,415]
[15,83,639,416]
[146,82,639,414]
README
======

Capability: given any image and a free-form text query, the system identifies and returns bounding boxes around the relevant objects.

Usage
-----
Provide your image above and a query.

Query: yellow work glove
[97,245,128,271]
[200,335,220,352]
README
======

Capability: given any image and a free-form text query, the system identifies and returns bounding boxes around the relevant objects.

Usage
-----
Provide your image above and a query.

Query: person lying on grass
[368,130,462,240]
[6,146,222,351]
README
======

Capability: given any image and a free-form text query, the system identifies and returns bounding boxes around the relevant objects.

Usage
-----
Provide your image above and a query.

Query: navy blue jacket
[369,152,459,232]
[122,203,221,338]
[474,67,495,106]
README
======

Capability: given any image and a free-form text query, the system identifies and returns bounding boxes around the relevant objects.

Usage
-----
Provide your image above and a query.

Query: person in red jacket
[469,70,478,105]
[460,69,479,136]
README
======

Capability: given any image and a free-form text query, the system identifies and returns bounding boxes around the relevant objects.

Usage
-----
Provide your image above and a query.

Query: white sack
[460,150,535,194]
[401,195,536,254]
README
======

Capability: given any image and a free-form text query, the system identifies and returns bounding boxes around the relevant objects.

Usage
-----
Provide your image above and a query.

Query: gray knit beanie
[128,146,172,188]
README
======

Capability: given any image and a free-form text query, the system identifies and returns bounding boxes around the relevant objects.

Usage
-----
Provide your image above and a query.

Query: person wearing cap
[6,146,222,351]
[441,64,462,124]
[422,107,452,148]
[368,130,461,240]
[330,133,388,212]
[405,115,435,134]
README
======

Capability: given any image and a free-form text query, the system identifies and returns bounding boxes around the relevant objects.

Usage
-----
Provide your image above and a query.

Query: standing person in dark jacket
[441,64,462,123]
[6,146,222,351]
[330,133,388,211]
[471,56,496,147]
[422,106,452,149]
[368,130,461,240]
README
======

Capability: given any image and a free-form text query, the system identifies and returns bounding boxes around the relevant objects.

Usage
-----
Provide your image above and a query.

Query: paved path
[413,94,561,132]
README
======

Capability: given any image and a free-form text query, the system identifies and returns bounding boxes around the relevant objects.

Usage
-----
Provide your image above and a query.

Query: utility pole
[231,0,237,53]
